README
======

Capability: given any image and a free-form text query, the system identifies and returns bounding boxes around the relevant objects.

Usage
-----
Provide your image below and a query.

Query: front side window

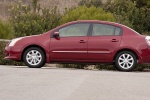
[59,23,90,37]
[92,23,122,36]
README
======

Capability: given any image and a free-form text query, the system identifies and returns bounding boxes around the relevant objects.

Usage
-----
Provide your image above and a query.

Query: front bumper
[4,46,23,61]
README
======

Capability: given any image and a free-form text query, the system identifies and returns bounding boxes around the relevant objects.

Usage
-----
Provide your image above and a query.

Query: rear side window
[58,23,90,37]
[92,23,122,36]
[115,27,122,35]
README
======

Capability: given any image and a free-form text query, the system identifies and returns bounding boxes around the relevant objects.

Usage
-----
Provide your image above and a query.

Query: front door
[50,23,90,61]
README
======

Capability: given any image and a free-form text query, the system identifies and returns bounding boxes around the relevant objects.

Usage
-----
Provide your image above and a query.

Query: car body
[4,20,150,71]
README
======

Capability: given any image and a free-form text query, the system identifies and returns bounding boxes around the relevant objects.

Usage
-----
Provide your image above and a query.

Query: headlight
[9,37,23,46]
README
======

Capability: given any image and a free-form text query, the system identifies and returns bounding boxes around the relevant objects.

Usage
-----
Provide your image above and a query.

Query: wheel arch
[113,49,139,61]
[21,45,46,61]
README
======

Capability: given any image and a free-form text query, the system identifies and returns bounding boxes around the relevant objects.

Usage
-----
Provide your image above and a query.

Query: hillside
[0,0,80,20]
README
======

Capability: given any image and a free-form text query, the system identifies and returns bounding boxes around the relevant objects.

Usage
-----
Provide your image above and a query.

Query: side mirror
[53,32,60,38]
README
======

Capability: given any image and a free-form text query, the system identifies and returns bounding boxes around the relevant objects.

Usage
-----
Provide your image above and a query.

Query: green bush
[0,41,24,66]
[61,6,115,24]
[0,19,14,39]
[78,0,103,8]
[9,0,61,37]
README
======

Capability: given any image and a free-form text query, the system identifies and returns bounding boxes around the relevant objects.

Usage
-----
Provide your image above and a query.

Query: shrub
[78,0,103,8]
[61,6,115,24]
[9,0,61,37]
[0,19,14,39]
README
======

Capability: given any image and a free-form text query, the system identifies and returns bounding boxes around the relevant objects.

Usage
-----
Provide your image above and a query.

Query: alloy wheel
[118,53,134,69]
[26,50,42,66]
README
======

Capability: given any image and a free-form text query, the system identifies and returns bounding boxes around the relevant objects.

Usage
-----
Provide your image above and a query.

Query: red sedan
[4,20,150,71]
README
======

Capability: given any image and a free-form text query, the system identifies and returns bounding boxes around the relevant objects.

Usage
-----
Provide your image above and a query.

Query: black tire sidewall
[115,51,137,72]
[23,47,45,68]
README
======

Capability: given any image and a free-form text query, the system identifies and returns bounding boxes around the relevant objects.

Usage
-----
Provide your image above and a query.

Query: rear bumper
[139,48,150,64]
[4,46,22,61]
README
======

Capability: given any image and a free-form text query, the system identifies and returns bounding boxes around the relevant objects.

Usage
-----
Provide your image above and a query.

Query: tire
[23,47,46,68]
[115,51,137,72]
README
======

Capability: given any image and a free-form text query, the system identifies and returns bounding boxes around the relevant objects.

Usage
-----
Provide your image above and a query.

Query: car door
[88,23,122,62]
[50,23,90,61]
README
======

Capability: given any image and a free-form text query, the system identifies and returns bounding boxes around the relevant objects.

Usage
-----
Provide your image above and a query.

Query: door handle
[111,39,119,42]
[79,40,86,43]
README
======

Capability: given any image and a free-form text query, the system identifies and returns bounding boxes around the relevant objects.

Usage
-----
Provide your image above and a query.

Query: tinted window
[59,23,90,37]
[92,24,115,36]
[92,24,122,36]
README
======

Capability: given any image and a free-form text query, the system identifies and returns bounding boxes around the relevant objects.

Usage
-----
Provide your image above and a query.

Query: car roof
[66,20,123,27]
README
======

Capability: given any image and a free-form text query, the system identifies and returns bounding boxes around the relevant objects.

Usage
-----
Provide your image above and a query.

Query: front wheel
[115,51,137,72]
[23,47,46,68]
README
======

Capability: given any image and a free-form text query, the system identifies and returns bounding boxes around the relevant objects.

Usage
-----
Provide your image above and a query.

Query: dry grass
[0,2,11,20]
[39,0,80,13]
[0,0,80,20]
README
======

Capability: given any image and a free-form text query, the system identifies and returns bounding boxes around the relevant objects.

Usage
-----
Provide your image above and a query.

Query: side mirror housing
[53,32,60,39]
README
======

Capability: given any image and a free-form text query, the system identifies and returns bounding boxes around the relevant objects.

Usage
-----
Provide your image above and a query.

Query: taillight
[145,36,150,46]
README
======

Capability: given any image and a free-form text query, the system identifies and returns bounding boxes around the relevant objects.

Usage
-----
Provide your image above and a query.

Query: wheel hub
[124,59,128,63]
[26,50,42,66]
[31,55,37,59]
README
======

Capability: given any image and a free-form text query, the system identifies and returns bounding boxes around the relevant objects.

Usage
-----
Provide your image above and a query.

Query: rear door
[88,23,122,62]
[50,23,90,61]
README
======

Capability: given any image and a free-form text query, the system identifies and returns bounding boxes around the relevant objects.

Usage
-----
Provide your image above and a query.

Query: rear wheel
[23,47,46,68]
[115,51,137,72]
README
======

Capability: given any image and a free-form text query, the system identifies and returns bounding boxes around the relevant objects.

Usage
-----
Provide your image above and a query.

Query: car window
[59,23,90,37]
[92,24,116,36]
[115,27,122,35]
[92,23,122,36]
